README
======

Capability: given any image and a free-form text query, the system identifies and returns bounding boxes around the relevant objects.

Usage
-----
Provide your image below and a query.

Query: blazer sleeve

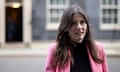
[44,43,56,72]
[100,43,109,72]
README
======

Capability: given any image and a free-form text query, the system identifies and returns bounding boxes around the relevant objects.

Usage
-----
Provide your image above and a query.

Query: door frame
[0,0,32,48]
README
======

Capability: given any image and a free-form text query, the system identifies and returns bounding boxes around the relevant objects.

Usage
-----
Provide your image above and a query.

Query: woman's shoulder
[95,41,104,49]
[48,42,57,52]
[94,41,106,57]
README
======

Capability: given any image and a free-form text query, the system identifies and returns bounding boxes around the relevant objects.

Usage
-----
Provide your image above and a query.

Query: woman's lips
[74,32,84,35]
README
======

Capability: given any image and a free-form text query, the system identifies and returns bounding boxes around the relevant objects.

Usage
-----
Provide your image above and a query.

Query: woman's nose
[77,23,82,29]
[76,23,84,32]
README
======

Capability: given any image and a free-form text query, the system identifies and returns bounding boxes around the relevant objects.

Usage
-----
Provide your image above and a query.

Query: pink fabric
[45,42,109,72]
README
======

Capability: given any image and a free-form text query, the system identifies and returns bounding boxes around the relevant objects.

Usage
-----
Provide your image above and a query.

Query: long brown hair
[53,4,103,67]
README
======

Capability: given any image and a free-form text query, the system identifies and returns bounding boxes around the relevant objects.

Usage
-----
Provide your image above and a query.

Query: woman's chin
[73,38,84,43]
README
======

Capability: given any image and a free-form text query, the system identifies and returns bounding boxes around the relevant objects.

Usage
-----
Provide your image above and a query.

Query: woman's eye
[80,20,85,24]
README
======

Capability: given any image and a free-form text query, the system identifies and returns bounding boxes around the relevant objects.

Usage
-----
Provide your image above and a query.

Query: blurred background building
[0,0,120,55]
[0,0,120,72]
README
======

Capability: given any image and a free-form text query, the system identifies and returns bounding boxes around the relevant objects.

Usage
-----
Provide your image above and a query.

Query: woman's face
[68,13,87,43]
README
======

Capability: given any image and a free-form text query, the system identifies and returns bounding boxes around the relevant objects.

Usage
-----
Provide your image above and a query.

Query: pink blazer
[45,42,109,72]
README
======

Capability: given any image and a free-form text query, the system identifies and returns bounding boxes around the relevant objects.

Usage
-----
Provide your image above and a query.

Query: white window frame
[99,0,120,31]
[46,0,69,31]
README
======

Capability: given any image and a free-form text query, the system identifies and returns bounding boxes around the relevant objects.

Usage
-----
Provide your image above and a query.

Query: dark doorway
[5,7,23,42]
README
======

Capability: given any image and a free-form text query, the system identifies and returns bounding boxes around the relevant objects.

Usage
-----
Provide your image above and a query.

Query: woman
[45,4,109,72]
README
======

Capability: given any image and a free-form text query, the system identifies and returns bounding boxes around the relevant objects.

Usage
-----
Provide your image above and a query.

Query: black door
[5,7,23,42]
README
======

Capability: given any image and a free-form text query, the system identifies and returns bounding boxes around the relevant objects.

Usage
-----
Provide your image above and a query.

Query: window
[46,0,69,30]
[100,0,120,30]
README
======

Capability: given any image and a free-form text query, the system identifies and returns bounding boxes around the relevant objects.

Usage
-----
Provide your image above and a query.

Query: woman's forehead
[72,13,85,20]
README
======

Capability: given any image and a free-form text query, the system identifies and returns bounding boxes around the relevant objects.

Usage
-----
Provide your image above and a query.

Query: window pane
[58,0,63,5]
[50,17,59,23]
[114,18,117,24]
[50,0,67,5]
[50,9,64,17]
[58,0,66,5]
[109,0,112,5]
[111,9,117,23]
[102,0,118,5]
[108,0,118,5]
[114,0,118,5]
[50,9,58,14]
[103,18,111,23]
[50,0,57,5]
[50,9,63,14]
[115,0,118,4]
[106,0,109,4]
[102,0,105,4]
[103,9,111,18]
